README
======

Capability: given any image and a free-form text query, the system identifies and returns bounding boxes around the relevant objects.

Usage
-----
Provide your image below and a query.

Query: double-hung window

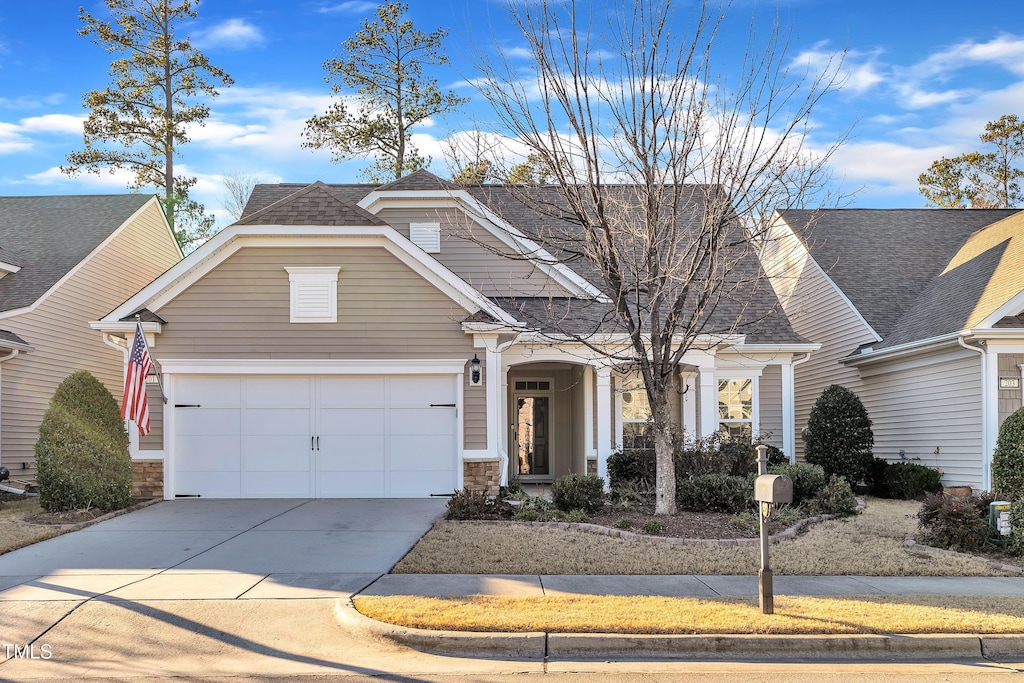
[718,378,753,439]
[620,380,653,450]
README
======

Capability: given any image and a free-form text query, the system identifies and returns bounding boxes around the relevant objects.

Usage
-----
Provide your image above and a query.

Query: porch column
[485,345,506,484]
[781,360,796,463]
[583,365,595,459]
[595,365,613,485]
[699,364,717,439]
[680,371,697,438]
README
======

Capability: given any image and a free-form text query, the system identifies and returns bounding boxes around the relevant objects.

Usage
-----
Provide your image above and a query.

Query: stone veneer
[131,460,164,498]
[463,459,501,494]
[587,459,597,476]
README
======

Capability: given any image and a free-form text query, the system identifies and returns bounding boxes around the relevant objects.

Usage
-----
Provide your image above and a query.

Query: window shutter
[285,266,340,323]
[410,222,441,253]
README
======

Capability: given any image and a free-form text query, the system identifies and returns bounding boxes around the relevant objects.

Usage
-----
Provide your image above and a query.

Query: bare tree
[469,0,845,514]
[220,172,265,221]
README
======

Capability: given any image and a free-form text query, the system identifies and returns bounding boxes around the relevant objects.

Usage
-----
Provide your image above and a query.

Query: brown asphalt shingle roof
[235,181,385,227]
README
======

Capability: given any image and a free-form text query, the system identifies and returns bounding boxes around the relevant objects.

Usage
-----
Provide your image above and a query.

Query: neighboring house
[761,208,1024,491]
[0,194,181,486]
[93,171,816,500]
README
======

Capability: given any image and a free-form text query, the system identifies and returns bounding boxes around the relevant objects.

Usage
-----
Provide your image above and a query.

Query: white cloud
[18,114,84,135]
[25,165,138,190]
[192,19,265,51]
[791,43,883,95]
[317,2,377,14]
[829,141,956,195]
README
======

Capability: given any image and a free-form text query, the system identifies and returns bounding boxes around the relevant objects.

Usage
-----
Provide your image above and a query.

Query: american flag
[121,323,151,436]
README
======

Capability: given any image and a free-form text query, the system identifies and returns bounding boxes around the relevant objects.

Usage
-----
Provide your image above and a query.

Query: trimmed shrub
[564,509,589,523]
[804,385,874,485]
[868,457,890,496]
[613,517,634,529]
[642,519,663,535]
[607,449,656,490]
[764,444,789,467]
[551,473,605,514]
[917,493,992,552]
[677,474,753,513]
[678,433,757,477]
[1011,499,1024,556]
[768,463,827,506]
[812,475,858,516]
[35,371,131,512]
[880,462,943,500]
[993,406,1024,500]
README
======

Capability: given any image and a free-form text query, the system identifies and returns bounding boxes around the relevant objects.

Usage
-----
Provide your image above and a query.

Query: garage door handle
[430,403,456,407]
[311,436,314,451]
[175,404,201,408]
[316,436,320,451]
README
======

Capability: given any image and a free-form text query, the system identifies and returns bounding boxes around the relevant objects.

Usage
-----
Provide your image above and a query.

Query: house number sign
[1000,377,1021,389]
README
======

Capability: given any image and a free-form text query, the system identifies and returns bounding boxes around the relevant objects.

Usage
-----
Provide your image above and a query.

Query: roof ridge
[235,181,384,227]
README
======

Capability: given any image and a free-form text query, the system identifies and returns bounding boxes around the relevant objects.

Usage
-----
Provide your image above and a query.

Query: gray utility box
[755,474,793,505]
[991,501,1011,536]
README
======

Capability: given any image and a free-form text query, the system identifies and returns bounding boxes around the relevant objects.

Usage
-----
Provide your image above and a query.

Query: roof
[235,181,385,227]
[0,194,153,313]
[0,329,30,349]
[780,208,1020,339]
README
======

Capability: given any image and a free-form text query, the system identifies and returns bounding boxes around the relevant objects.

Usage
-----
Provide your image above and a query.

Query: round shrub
[768,463,827,506]
[677,474,753,513]
[812,475,858,516]
[880,462,943,500]
[993,406,1024,500]
[804,385,874,485]
[551,473,605,514]
[34,370,132,512]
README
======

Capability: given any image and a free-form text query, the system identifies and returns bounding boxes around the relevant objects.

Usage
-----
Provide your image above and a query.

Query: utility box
[755,474,793,505]
[991,501,1012,536]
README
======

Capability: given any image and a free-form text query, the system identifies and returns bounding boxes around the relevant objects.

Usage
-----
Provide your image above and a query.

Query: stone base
[587,459,597,476]
[463,460,500,495]
[131,459,164,498]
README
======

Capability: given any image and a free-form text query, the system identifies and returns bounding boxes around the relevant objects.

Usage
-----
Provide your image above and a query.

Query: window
[410,222,441,253]
[285,266,340,323]
[514,380,550,391]
[718,378,753,439]
[621,381,653,450]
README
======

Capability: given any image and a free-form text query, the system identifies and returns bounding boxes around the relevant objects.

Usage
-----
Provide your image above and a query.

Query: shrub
[868,457,890,496]
[446,488,491,519]
[678,432,757,477]
[607,449,656,490]
[613,517,634,529]
[1011,499,1024,555]
[677,474,753,513]
[811,475,858,516]
[804,385,874,485]
[565,509,589,523]
[993,406,1024,500]
[642,519,663,535]
[551,473,605,514]
[35,370,132,512]
[768,463,827,506]
[880,462,944,500]
[917,493,992,552]
[512,509,540,522]
[764,444,789,467]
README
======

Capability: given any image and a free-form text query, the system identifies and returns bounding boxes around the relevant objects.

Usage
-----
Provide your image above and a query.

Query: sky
[0,0,1021,227]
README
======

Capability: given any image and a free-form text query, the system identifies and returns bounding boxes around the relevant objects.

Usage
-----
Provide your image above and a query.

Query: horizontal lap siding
[1,201,180,475]
[153,246,485,448]
[761,227,877,460]
[858,349,983,488]
[377,208,571,298]
[139,382,163,451]
[758,364,783,448]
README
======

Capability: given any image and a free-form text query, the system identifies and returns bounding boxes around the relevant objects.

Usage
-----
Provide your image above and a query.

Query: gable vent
[410,222,441,253]
[285,266,340,323]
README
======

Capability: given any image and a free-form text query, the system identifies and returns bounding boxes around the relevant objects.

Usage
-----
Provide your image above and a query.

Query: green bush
[811,475,858,516]
[868,457,890,496]
[768,463,827,506]
[446,488,513,520]
[565,509,589,523]
[551,473,605,514]
[607,449,656,490]
[804,385,874,485]
[677,474,753,513]
[993,406,1024,500]
[764,444,789,467]
[917,493,992,552]
[512,509,540,522]
[880,462,944,500]
[677,433,758,477]
[35,371,132,512]
[642,518,663,535]
[613,517,634,529]
[1011,499,1024,555]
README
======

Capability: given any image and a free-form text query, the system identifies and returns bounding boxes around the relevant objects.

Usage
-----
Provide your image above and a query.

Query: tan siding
[761,225,877,459]
[139,382,164,451]
[858,348,983,488]
[998,353,1024,425]
[376,208,573,298]
[758,364,784,448]
[153,246,482,446]
[1,201,180,475]
[464,358,486,449]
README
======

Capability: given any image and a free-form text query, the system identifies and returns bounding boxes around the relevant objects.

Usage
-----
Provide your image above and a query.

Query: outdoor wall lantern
[469,354,482,386]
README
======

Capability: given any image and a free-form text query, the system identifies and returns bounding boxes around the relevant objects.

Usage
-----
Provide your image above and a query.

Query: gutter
[842,332,963,367]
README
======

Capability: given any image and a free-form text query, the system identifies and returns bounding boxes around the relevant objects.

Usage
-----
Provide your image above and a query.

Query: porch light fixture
[469,354,482,386]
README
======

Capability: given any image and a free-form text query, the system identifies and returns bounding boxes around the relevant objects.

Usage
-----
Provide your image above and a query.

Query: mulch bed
[587,507,795,539]
[21,497,157,526]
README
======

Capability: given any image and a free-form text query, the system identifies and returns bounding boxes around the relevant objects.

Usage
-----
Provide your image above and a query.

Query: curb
[336,599,1024,660]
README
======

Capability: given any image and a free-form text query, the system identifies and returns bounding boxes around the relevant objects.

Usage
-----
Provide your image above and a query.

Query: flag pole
[135,314,167,405]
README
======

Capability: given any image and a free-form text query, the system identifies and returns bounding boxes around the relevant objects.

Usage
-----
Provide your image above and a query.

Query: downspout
[787,352,812,464]
[957,335,988,491]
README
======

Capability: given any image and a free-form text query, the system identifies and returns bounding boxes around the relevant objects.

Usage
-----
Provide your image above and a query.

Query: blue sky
[0,0,1021,226]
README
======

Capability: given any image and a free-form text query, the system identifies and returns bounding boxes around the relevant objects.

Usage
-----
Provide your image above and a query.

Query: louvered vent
[285,266,340,323]
[410,222,441,253]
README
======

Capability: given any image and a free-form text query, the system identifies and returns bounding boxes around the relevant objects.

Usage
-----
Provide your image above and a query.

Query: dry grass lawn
[355,594,1024,634]
[393,498,1009,576]
[0,498,60,555]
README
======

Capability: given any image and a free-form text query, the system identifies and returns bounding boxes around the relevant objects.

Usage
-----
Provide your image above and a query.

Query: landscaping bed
[585,507,794,539]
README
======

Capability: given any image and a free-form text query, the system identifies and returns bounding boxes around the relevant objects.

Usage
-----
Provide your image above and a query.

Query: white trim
[698,364,717,439]
[163,373,176,499]
[770,214,883,343]
[409,222,441,253]
[0,261,21,274]
[583,365,595,458]
[357,189,607,301]
[595,365,613,486]
[0,196,172,321]
[984,347,999,492]
[843,332,963,367]
[976,286,1024,329]
[285,266,340,323]
[100,224,520,327]
[156,358,469,375]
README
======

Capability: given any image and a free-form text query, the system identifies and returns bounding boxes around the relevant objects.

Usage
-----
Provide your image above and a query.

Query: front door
[513,393,551,480]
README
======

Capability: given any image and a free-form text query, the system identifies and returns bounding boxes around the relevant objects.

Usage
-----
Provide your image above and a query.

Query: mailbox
[755,474,793,505]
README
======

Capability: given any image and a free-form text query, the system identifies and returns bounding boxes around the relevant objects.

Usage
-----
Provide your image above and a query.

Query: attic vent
[410,222,441,253]
[285,266,340,323]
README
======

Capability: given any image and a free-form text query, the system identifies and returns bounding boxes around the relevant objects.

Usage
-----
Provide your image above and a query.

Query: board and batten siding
[1,200,180,476]
[376,207,573,298]
[758,364,784,448]
[152,246,485,449]
[857,347,983,488]
[760,223,877,459]
[998,353,1024,425]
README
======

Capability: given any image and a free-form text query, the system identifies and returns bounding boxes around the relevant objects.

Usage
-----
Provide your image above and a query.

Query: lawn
[0,497,60,555]
[393,497,1011,576]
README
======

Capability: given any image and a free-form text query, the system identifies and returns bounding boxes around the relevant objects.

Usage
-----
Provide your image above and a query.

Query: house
[761,208,1024,491]
[0,194,181,488]
[92,171,816,500]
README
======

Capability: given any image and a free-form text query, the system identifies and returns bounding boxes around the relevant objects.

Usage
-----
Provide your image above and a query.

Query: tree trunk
[651,387,677,515]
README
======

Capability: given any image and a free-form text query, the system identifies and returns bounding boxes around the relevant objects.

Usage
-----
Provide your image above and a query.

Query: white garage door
[172,374,458,498]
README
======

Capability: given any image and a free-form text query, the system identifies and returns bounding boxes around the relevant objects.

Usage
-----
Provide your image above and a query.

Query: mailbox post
[754,444,793,615]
